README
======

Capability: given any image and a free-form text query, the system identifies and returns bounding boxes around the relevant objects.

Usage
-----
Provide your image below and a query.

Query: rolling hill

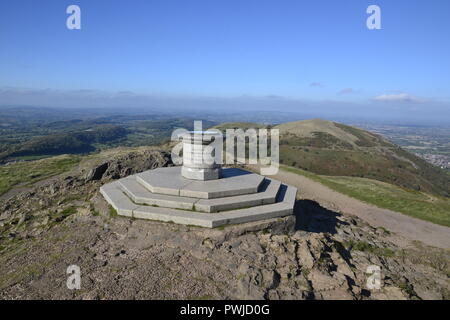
[0,125,127,161]
[214,119,449,197]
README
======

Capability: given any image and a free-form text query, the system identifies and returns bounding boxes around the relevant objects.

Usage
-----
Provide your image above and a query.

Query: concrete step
[100,180,297,228]
[136,167,264,199]
[100,182,138,217]
[119,176,197,210]
[119,175,281,213]
[195,179,280,212]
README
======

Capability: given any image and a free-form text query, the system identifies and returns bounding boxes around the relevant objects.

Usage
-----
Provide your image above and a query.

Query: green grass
[0,155,80,196]
[108,205,118,218]
[343,240,395,257]
[89,204,100,216]
[50,206,78,223]
[282,165,450,227]
[8,154,56,161]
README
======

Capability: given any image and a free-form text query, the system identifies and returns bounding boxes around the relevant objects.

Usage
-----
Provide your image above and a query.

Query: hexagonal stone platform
[136,167,265,199]
[119,174,281,212]
[100,167,297,228]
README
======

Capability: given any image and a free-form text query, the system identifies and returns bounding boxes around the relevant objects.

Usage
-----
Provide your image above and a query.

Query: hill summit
[215,119,449,197]
[274,119,449,197]
[0,147,448,299]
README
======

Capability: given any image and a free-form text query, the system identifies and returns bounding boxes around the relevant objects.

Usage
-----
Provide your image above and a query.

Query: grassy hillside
[282,165,450,228]
[0,115,217,162]
[0,155,80,196]
[275,119,449,197]
[0,125,127,160]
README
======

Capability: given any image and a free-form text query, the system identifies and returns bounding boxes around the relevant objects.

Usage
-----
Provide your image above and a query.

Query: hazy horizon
[1,0,449,125]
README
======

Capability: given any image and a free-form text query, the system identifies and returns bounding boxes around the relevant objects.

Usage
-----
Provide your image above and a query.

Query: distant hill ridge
[215,119,449,197]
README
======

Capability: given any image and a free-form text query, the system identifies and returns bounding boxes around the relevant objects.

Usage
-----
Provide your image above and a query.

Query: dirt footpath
[249,165,450,249]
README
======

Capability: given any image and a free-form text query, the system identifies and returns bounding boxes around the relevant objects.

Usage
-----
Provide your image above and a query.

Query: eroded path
[249,165,450,249]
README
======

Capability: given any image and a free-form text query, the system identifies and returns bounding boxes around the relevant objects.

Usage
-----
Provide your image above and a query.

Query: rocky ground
[254,165,450,249]
[0,148,449,300]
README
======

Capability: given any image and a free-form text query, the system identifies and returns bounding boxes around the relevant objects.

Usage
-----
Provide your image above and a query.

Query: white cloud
[372,93,426,103]
[309,82,323,87]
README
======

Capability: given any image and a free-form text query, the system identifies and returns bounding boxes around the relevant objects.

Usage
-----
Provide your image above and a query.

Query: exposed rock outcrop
[85,150,172,182]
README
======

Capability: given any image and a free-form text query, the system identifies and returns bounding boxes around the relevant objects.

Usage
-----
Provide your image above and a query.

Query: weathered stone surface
[85,162,108,182]
[180,130,223,181]
[137,167,264,199]
[101,179,296,228]
[99,182,138,217]
[195,179,281,212]
[119,174,281,213]
[119,176,197,210]
[86,150,172,182]
[181,166,221,181]
[100,167,297,228]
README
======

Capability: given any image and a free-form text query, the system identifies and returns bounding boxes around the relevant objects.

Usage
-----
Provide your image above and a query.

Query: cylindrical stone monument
[181,131,222,181]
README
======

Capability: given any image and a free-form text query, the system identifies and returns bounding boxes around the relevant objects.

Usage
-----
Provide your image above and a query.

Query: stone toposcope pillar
[181,131,222,181]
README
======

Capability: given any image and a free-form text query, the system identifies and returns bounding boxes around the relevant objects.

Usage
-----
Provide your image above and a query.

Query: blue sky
[0,0,449,122]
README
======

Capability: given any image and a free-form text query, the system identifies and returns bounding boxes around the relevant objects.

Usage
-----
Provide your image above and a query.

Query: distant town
[354,123,450,170]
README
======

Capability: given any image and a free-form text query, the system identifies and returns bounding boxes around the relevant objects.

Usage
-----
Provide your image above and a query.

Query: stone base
[137,167,264,199]
[119,174,279,212]
[181,166,221,181]
[100,166,297,228]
